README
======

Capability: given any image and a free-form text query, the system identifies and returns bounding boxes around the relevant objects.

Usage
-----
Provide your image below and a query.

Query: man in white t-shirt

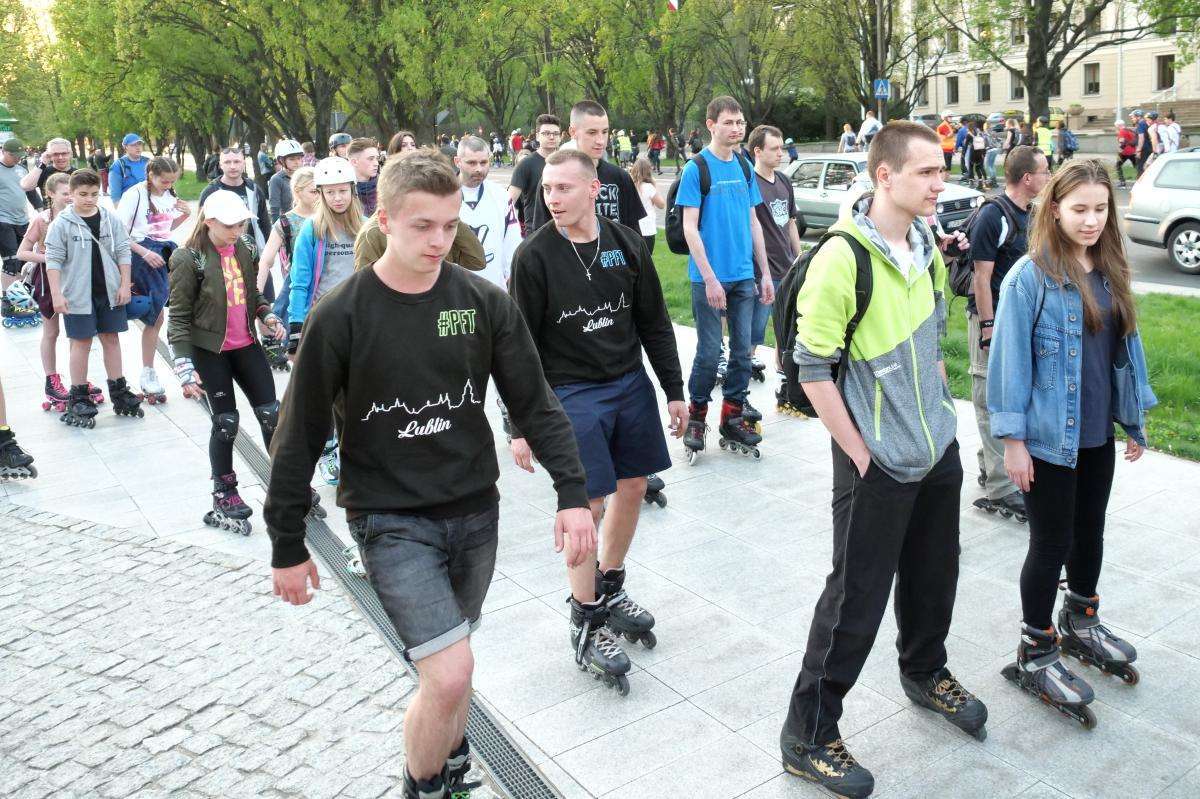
[1162,111,1182,154]
[857,110,883,149]
[455,136,522,289]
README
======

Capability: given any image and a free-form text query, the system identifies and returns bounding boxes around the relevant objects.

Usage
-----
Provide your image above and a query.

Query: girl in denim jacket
[988,159,1156,727]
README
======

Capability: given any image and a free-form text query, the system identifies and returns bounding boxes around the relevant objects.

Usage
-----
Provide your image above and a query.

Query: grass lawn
[651,239,1200,461]
[174,173,207,202]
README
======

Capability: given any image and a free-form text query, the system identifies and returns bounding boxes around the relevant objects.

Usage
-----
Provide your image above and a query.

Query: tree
[930,0,1200,121]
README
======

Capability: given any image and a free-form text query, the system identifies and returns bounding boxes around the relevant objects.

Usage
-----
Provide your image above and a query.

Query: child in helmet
[116,156,190,403]
[167,191,289,534]
[287,157,364,485]
[268,139,305,224]
[257,166,317,307]
[17,172,83,410]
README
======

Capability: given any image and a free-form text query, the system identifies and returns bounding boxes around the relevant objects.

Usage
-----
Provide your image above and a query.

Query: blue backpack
[1062,129,1079,153]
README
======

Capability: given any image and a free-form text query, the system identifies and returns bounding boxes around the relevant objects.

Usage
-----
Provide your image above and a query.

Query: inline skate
[780,731,874,799]
[597,566,656,649]
[568,597,631,695]
[140,366,167,405]
[643,473,667,508]
[1058,591,1139,685]
[973,491,1027,523]
[0,429,36,480]
[714,349,728,386]
[108,377,144,418]
[308,488,327,519]
[61,384,99,428]
[445,736,482,799]
[1001,624,1096,729]
[750,354,766,383]
[263,336,291,372]
[403,768,448,799]
[345,544,367,578]
[741,396,764,434]
[318,439,340,485]
[718,400,762,459]
[683,402,707,466]
[42,373,69,412]
[2,284,41,328]
[203,472,252,535]
[900,668,988,740]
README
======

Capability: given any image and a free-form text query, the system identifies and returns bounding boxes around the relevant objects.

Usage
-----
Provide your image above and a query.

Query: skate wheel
[641,631,657,649]
[751,448,762,460]
[1119,665,1140,686]
[977,473,986,488]
[1016,514,1028,524]
[998,508,1013,518]
[971,726,987,742]
[686,449,700,466]
[615,674,629,696]
[653,494,666,509]
[718,438,728,450]
[1000,663,1020,683]
[1075,704,1097,730]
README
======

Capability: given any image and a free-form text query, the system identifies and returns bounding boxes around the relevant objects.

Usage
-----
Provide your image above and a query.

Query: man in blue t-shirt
[677,95,772,456]
[967,145,1049,518]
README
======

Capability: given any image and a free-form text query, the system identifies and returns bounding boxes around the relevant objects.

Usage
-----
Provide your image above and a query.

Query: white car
[782,152,985,234]
[1123,149,1200,274]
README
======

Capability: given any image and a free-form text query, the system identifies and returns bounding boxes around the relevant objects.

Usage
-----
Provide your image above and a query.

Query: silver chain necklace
[566,216,601,281]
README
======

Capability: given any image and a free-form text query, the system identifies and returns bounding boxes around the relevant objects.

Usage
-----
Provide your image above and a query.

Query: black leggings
[1019,439,1116,629]
[192,344,277,477]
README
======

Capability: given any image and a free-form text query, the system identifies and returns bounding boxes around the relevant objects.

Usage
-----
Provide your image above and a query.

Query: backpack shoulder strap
[734,151,752,185]
[827,230,873,357]
[694,154,711,196]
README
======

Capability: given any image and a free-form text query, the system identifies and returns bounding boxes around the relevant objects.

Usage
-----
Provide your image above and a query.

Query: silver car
[781,152,984,235]
[1123,149,1200,274]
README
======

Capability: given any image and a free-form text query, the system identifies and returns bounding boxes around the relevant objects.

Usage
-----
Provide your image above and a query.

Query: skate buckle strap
[1022,648,1063,673]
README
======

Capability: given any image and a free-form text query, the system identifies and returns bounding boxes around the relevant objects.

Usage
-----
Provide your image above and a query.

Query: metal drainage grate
[155,338,561,799]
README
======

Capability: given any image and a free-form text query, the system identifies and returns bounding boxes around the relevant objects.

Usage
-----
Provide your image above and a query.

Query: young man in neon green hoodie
[779,121,987,799]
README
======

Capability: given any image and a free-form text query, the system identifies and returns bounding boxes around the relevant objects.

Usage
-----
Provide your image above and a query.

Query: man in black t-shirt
[524,101,646,234]
[198,148,272,250]
[19,137,77,210]
[967,145,1049,515]
[507,113,562,232]
[509,148,685,695]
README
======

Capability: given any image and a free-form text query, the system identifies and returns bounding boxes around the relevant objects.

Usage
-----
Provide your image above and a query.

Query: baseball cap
[1,138,23,154]
[202,191,253,225]
[122,133,143,147]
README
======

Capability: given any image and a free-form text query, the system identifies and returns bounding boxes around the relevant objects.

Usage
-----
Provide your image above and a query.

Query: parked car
[1123,149,1200,274]
[911,113,941,129]
[782,152,985,234]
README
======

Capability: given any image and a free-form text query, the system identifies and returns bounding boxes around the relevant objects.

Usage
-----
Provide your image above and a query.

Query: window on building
[977,73,991,103]
[1010,70,1025,101]
[947,76,960,105]
[1157,54,1176,90]
[1086,9,1103,37]
[1156,18,1178,36]
[916,78,929,105]
[1011,17,1026,45]
[946,28,960,53]
[1084,62,1101,95]
[918,37,929,58]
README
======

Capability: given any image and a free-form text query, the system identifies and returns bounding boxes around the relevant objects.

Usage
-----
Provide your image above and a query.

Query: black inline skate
[973,491,1027,523]
[714,349,728,386]
[308,488,327,519]
[61,384,99,428]
[263,336,291,372]
[203,472,253,535]
[568,597,631,695]
[403,768,448,799]
[718,400,762,459]
[683,402,707,466]
[108,377,144,418]
[444,736,482,798]
[1058,590,1139,685]
[780,731,874,799]
[0,429,36,480]
[597,566,656,649]
[741,396,764,434]
[1001,624,1096,729]
[899,668,988,740]
[643,473,667,508]
[750,354,766,383]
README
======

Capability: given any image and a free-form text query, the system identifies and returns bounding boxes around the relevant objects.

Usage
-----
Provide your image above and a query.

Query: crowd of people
[0,92,1159,799]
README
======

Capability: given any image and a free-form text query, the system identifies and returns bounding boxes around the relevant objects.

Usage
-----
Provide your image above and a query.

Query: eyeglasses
[538,130,562,138]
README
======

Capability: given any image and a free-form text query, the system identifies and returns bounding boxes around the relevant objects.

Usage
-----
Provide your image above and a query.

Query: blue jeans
[751,277,782,349]
[689,278,756,405]
[984,149,999,181]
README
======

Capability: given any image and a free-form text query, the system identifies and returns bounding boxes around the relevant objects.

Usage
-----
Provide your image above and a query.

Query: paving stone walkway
[0,503,495,799]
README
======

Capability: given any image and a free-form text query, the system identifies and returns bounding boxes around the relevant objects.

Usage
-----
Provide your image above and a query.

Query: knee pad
[213,411,240,443]
[253,401,280,435]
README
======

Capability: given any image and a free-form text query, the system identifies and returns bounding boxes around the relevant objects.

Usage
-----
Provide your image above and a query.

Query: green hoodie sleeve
[793,236,859,382]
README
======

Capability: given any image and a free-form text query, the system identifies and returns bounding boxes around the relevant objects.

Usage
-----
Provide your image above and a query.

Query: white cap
[314,156,355,187]
[202,191,253,225]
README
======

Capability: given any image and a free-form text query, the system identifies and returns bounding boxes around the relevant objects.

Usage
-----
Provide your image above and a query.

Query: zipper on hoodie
[873,379,882,441]
[906,271,937,467]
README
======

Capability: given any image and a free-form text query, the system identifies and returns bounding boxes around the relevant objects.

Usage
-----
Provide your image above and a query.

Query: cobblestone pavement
[0,503,496,799]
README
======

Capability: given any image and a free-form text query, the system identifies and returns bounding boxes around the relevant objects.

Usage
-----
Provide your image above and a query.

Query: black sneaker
[900,668,988,740]
[781,733,874,798]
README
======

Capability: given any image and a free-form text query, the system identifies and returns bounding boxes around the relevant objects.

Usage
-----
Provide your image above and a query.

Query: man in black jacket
[198,148,272,252]
[267,150,593,799]
[509,148,687,692]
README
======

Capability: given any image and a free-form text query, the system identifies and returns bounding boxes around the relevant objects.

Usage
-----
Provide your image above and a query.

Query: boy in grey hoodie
[44,169,143,426]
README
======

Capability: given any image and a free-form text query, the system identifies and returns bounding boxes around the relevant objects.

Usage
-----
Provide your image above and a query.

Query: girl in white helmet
[287,156,364,485]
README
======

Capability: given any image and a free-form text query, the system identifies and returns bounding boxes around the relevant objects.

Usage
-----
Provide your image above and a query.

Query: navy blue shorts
[554,368,672,500]
[64,298,128,339]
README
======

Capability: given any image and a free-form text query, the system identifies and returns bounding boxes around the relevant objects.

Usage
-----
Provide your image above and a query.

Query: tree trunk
[1025,0,1053,121]
[246,121,268,192]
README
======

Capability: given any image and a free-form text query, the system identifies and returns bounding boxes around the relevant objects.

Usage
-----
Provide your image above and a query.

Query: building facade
[911,10,1198,129]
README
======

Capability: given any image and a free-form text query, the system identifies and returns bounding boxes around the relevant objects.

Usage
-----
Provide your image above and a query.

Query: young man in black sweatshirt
[509,149,687,692]
[266,150,593,799]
